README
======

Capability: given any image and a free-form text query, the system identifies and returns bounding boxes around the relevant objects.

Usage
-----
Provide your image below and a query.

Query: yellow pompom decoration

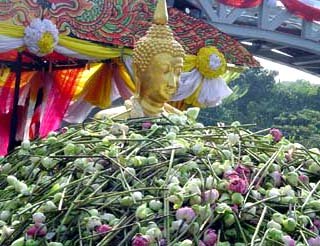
[38,32,55,55]
[196,46,227,79]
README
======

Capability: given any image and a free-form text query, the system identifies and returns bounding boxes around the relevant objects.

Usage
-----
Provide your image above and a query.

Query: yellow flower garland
[37,32,55,55]
[196,46,227,79]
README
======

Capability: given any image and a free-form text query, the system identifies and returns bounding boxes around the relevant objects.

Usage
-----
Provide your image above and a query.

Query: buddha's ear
[132,63,140,96]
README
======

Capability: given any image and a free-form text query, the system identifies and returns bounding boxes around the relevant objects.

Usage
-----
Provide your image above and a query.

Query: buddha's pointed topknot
[153,0,168,25]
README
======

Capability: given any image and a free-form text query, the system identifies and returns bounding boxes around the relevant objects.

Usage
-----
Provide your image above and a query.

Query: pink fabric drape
[217,0,262,8]
[280,0,320,21]
[39,68,83,137]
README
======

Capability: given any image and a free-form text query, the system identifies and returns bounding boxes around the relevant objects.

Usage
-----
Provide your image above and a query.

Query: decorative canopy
[0,0,259,67]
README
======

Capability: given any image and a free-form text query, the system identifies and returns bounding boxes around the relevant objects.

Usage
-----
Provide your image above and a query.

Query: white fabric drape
[171,69,201,101]
[198,77,232,107]
[0,35,24,53]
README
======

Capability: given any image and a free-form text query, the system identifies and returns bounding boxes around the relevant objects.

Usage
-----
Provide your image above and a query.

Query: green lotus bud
[179,239,193,246]
[136,204,153,219]
[219,193,231,203]
[7,175,17,185]
[21,140,31,150]
[272,213,284,224]
[109,218,120,226]
[267,220,282,230]
[166,132,176,140]
[42,201,57,212]
[147,156,158,165]
[53,192,62,203]
[286,172,299,187]
[231,193,244,205]
[282,218,296,232]
[41,157,55,169]
[188,221,200,234]
[280,196,297,204]
[308,200,320,210]
[1,162,12,173]
[120,196,134,207]
[149,200,162,211]
[267,228,283,241]
[217,180,229,191]
[46,136,58,144]
[86,216,102,231]
[298,215,310,226]
[205,175,215,189]
[1,225,14,239]
[215,203,232,214]
[186,107,200,120]
[308,162,320,174]
[241,203,256,220]
[132,191,143,201]
[192,142,205,156]
[217,242,231,246]
[227,133,240,146]
[10,237,25,246]
[124,167,136,177]
[225,228,237,238]
[0,210,10,221]
[48,243,63,246]
[64,143,77,155]
[14,181,29,195]
[101,213,116,222]
[145,227,162,242]
[26,239,39,246]
[223,213,235,227]
[221,150,232,159]
[189,195,202,205]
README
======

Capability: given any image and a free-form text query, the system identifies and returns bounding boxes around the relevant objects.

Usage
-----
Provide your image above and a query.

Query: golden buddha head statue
[132,0,185,116]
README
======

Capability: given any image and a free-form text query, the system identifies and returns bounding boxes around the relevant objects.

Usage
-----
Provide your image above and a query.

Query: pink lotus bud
[308,236,320,246]
[132,234,150,246]
[228,178,248,194]
[231,204,239,214]
[203,229,217,246]
[203,189,219,204]
[175,207,196,223]
[26,224,47,237]
[142,122,152,129]
[224,170,239,180]
[235,164,251,179]
[270,128,283,142]
[270,171,282,187]
[282,235,295,246]
[299,174,309,185]
[314,219,320,229]
[199,240,206,246]
[95,224,112,235]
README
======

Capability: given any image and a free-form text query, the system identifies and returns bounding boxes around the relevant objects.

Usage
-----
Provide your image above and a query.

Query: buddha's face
[137,53,184,104]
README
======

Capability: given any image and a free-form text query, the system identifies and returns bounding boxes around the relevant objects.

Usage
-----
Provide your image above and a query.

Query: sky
[256,57,320,84]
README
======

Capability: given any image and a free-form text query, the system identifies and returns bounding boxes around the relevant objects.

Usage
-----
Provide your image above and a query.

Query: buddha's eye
[162,64,170,74]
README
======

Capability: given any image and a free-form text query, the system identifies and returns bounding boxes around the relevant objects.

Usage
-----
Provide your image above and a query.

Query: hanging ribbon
[217,0,262,8]
[280,0,320,21]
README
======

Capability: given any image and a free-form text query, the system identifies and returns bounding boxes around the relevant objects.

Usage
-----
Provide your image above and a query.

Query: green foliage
[198,68,320,147]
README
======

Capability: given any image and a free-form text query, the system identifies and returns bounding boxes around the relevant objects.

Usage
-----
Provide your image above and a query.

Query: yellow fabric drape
[0,23,24,38]
[0,68,11,86]
[72,63,104,99]
[116,59,135,93]
[58,36,132,59]
[84,63,113,108]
